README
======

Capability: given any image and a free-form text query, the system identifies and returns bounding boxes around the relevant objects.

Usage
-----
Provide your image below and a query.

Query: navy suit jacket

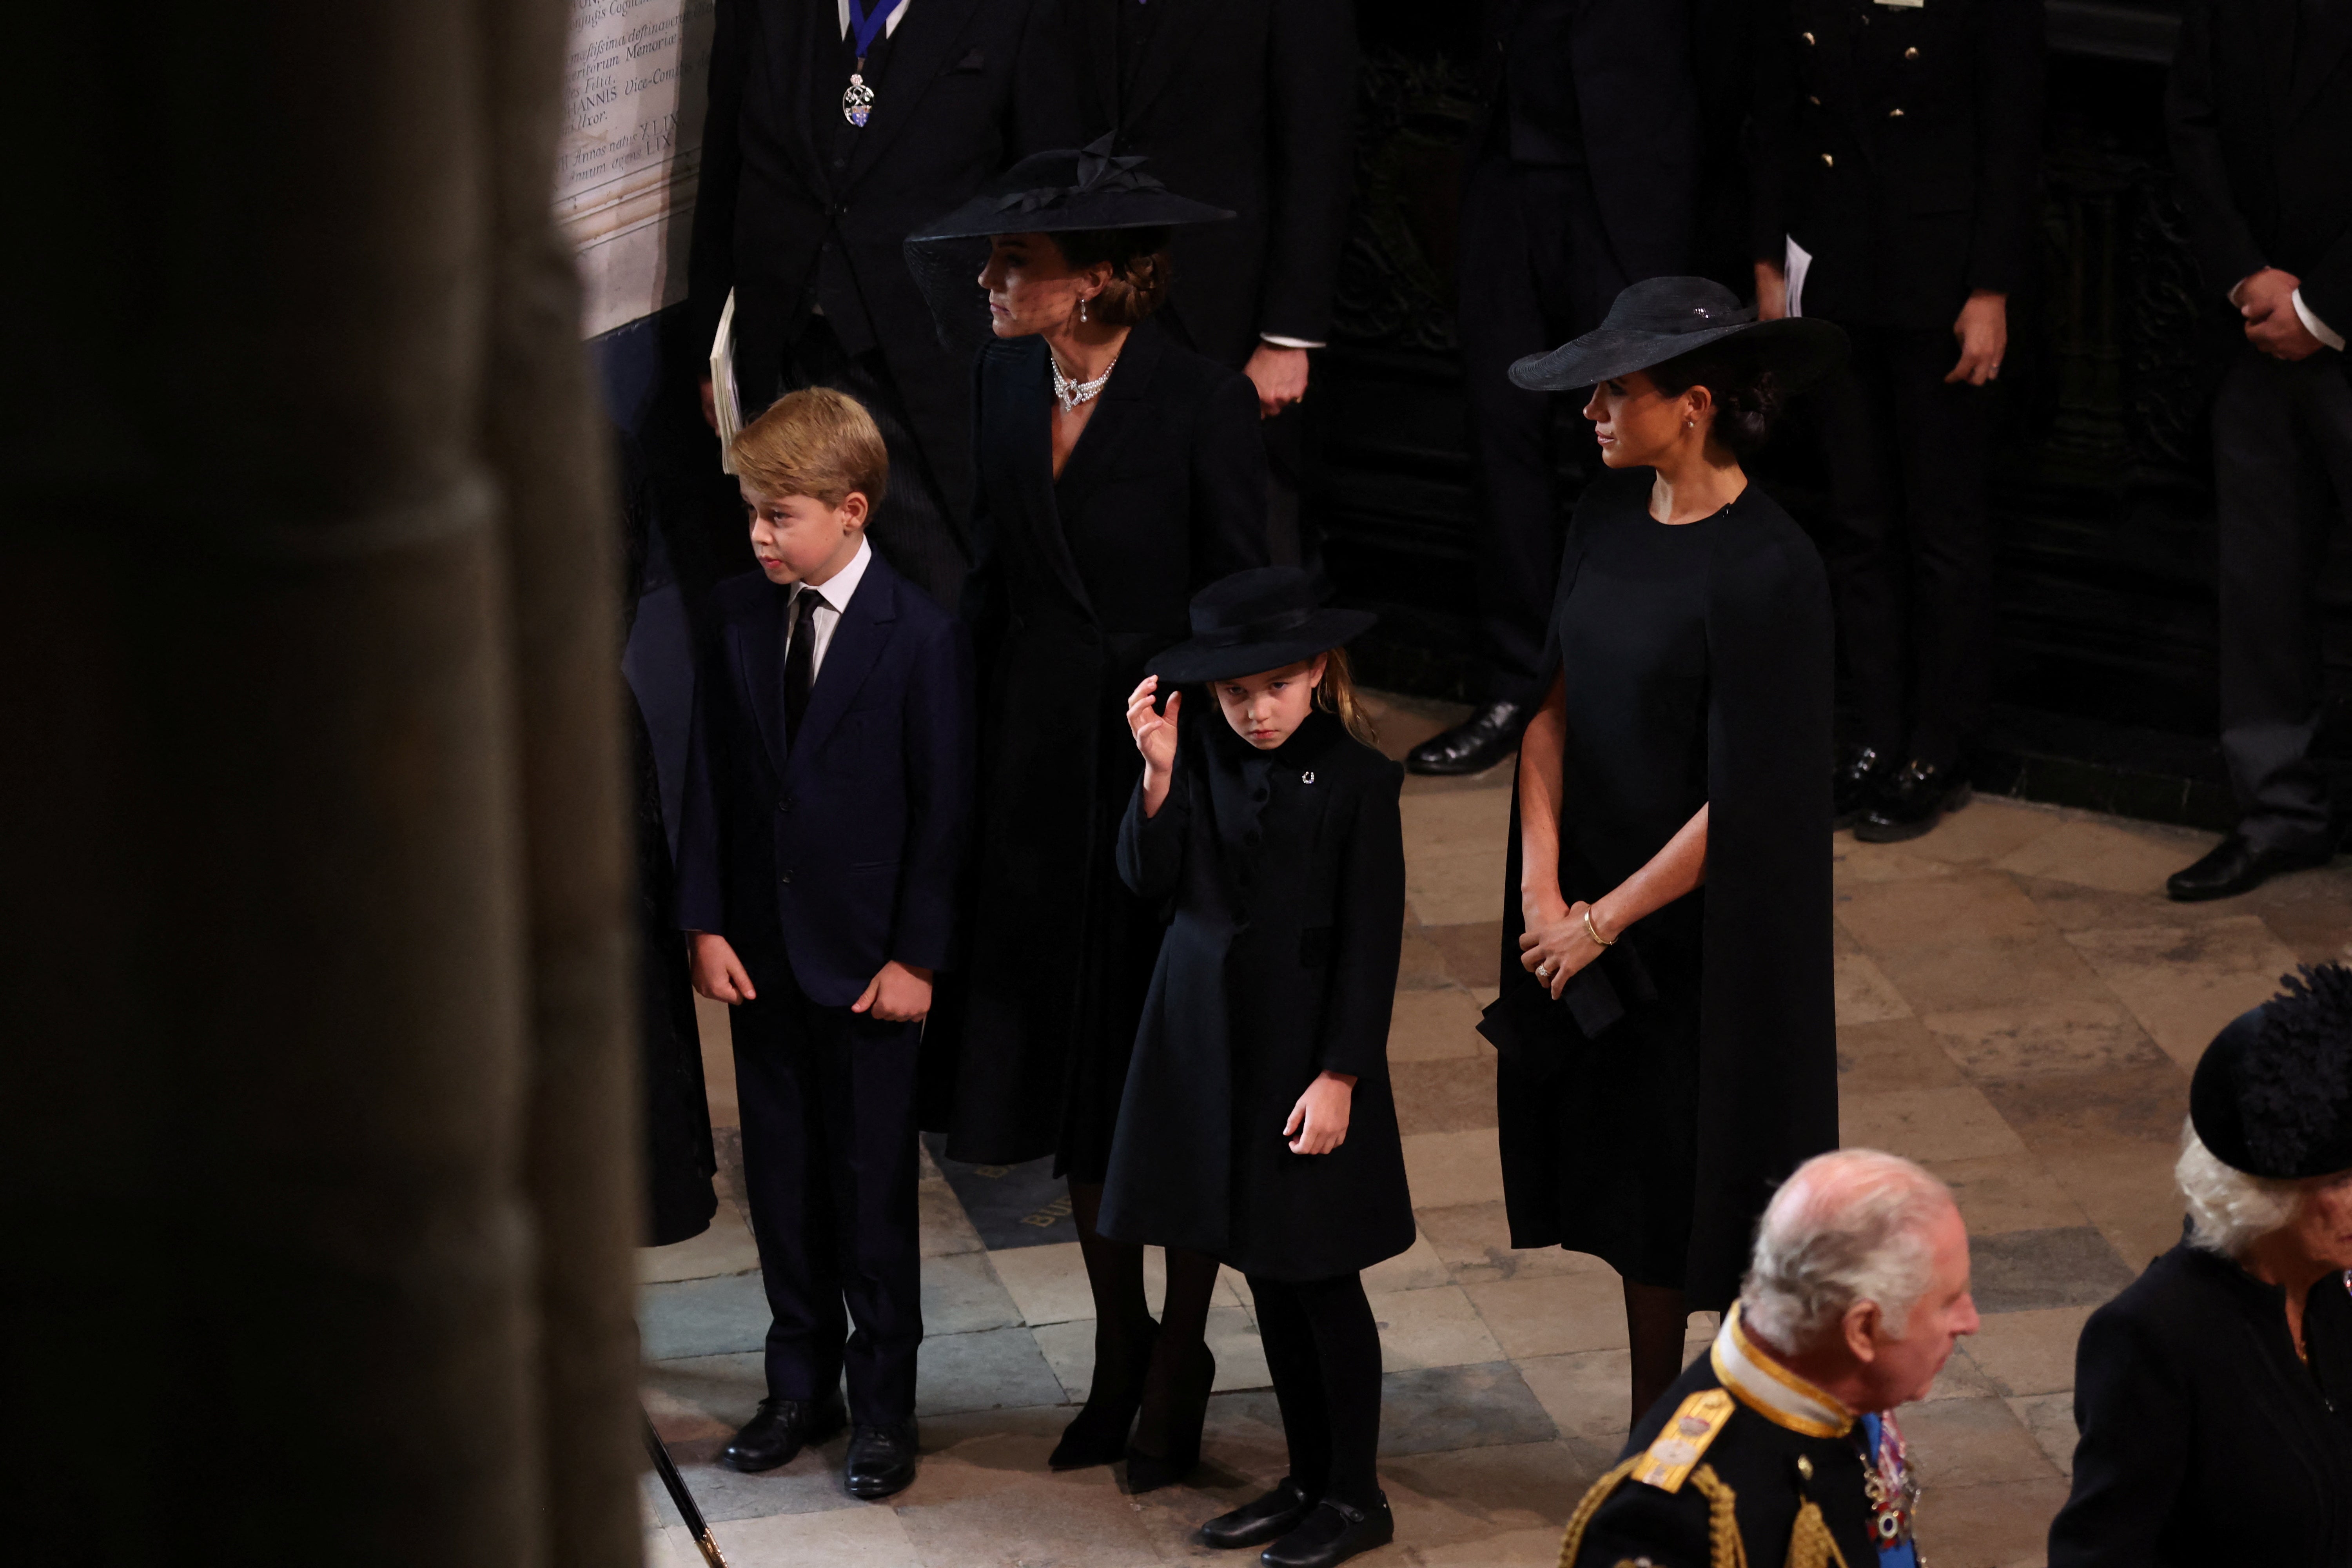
[676,551,975,1008]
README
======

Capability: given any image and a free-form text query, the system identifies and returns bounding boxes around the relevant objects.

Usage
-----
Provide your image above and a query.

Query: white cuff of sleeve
[2292,289,2346,352]
[1259,334,1324,350]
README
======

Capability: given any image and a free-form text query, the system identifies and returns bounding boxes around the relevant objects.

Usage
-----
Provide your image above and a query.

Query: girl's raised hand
[1126,675,1181,774]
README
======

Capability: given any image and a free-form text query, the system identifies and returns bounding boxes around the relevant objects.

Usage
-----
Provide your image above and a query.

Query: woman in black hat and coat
[909,143,1269,1483]
[1107,567,1412,1568]
[2049,963,2352,1566]
[1486,276,1847,1424]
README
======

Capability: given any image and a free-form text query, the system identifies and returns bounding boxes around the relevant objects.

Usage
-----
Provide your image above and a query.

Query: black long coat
[1067,0,1357,365]
[1098,711,1413,1281]
[2048,1241,2352,1565]
[930,321,1268,1167]
[1749,0,2045,328]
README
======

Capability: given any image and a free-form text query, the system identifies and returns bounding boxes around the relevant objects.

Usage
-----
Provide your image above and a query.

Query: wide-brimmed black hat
[908,135,1234,243]
[1508,276,1847,393]
[1147,568,1377,685]
[2190,963,2352,1180]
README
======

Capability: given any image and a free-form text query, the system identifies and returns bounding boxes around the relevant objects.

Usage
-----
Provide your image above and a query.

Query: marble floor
[638,693,2352,1568]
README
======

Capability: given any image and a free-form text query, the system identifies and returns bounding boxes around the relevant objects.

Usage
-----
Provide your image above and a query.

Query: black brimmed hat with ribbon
[1508,276,1848,394]
[1147,567,1377,686]
[907,134,1235,242]
[2190,962,2352,1180]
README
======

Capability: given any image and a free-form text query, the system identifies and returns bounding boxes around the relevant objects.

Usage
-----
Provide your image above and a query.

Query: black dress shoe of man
[721,1396,846,1473]
[1834,743,1895,829]
[844,1421,919,1499]
[1198,1478,1316,1549]
[1405,701,1527,776]
[2166,833,2335,902]
[1260,1497,1395,1568]
[1853,758,1972,844]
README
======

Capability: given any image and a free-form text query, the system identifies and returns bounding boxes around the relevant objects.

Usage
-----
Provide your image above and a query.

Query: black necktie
[782,586,815,746]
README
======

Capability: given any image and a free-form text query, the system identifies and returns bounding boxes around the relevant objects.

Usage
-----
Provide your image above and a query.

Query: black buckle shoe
[721,1395,846,1473]
[1834,743,1894,829]
[1198,1478,1315,1549]
[2166,832,2334,902]
[1853,757,1972,844]
[1260,1496,1395,1568]
[1405,701,1526,777]
[844,1420,919,1500]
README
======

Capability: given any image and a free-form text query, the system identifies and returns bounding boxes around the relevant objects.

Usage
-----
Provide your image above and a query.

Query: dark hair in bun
[1051,225,1174,327]
[1647,342,1787,458]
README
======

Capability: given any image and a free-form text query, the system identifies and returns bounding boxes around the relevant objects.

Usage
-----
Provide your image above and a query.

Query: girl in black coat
[1105,568,1412,1568]
[907,149,1270,1480]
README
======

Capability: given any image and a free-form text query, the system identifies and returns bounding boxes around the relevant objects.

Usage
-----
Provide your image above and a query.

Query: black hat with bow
[2190,963,2352,1180]
[1147,567,1377,686]
[907,134,1235,241]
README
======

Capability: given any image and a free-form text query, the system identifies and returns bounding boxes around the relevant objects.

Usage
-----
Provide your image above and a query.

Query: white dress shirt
[792,536,873,681]
[2292,289,2346,352]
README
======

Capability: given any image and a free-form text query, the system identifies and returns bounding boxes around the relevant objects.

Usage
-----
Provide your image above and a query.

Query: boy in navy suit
[677,388,974,1499]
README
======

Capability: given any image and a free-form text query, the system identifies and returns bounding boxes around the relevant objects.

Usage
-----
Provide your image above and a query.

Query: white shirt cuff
[1259,334,1324,350]
[2292,289,2346,352]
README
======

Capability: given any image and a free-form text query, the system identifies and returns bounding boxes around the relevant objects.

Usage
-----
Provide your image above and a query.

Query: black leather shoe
[1051,1321,1159,1470]
[721,1396,845,1473]
[1853,757,1972,843]
[1197,1478,1315,1549]
[1405,701,1526,776]
[844,1420,919,1499]
[1260,1497,1395,1568]
[2166,832,2335,902]
[1834,743,1895,829]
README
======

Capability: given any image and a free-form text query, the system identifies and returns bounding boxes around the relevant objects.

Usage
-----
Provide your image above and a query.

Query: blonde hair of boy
[729,387,890,508]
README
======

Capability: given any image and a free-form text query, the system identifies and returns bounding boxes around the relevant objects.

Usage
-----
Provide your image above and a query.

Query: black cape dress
[1485,467,1837,1311]
[1098,710,1415,1280]
[928,320,1268,1172]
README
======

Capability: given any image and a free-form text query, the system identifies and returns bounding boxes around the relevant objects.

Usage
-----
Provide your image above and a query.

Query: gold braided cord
[1555,1458,1641,1568]
[1686,1466,1749,1568]
[1785,1497,1853,1568]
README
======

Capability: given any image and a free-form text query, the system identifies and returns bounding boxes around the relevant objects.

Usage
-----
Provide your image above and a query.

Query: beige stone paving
[641,691,2352,1567]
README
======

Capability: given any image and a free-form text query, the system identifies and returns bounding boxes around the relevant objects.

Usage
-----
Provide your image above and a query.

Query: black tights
[1624,1279,1687,1426]
[1248,1271,1383,1510]
[1069,1182,1220,1444]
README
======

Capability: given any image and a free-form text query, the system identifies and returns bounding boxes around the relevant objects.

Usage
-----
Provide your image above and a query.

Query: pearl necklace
[1051,350,1119,414]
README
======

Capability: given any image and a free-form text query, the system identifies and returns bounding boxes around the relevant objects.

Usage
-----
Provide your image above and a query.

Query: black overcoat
[2048,1240,2352,1565]
[1066,0,1357,365]
[930,321,1269,1165]
[1749,0,2045,328]
[1098,710,1413,1281]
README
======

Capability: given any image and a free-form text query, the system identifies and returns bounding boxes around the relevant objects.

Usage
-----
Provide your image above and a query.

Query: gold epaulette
[1631,1390,1737,1492]
[1555,1457,1748,1568]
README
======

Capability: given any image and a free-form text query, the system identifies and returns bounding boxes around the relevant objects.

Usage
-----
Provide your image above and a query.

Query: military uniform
[1559,1306,1920,1568]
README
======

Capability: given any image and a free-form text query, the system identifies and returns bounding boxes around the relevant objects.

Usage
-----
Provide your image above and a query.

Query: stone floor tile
[1416,1201,1609,1286]
[1833,838,1960,886]
[917,1325,1067,1417]
[2064,917,2303,1068]
[987,1240,1089,1327]
[918,1179,984,1259]
[1382,1439,1601,1561]
[1462,1271,1630,1359]
[1836,1018,1967,1093]
[1029,1318,1093,1404]
[703,1505,924,1568]
[1371,1285,1509,1370]
[1397,927,1459,991]
[920,1250,1024,1336]
[1902,1395,2062,1487]
[1976,1067,2189,1265]
[2256,895,2352,965]
[1969,1229,2138,1314]
[2013,873,2239,935]
[920,1143,1076,1250]
[1392,1054,1500,1136]
[1920,998,2171,1083]
[1388,987,1489,1062]
[1401,790,1514,926]
[1871,931,2114,1015]
[1991,817,2215,897]
[1515,1348,1635,1450]
[642,1271,769,1361]
[2007,1392,2077,1475]
[1205,1303,1275,1390]
[1418,919,1507,993]
[1912,1475,2071,1568]
[640,1206,763,1284]
[1838,871,2054,955]
[1278,1363,1561,1455]
[1839,1086,2033,1165]
[1364,1230,1455,1294]
[1922,1345,2001,1403]
[1927,1156,2092,1237]
[1900,798,2069,867]
[1401,1129,1506,1210]
[1835,951,1915,1025]
[890,1408,1169,1567]
[1364,690,1469,761]
[1965,1307,2094,1397]
[695,994,739,1128]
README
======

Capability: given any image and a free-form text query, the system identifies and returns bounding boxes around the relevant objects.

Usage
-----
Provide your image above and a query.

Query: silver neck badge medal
[842,0,907,126]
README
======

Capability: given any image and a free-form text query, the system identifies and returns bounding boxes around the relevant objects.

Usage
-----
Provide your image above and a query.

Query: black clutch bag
[1477,937,1658,1073]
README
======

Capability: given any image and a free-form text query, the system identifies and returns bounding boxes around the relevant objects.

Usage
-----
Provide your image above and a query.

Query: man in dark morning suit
[1751,0,2044,842]
[2161,0,2352,901]
[1406,0,1700,777]
[677,395,975,1499]
[1063,0,1357,568]
[687,0,1081,610]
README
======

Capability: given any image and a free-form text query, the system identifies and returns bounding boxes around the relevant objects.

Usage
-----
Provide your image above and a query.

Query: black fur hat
[2189,963,2352,1180]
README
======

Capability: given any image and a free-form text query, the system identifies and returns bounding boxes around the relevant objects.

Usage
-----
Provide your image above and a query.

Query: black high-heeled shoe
[1126,1339,1216,1492]
[1050,1321,1160,1470]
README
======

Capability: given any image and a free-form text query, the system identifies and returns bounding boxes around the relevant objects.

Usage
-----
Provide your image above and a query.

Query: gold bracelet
[1581,906,1615,948]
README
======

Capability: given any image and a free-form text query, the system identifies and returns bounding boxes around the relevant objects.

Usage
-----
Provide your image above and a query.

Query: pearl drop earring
[1079,297,1089,324]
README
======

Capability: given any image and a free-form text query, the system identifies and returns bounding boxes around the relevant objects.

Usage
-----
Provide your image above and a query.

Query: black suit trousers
[731,955,924,1423]
[1808,324,1993,769]
[1459,154,1633,704]
[2212,347,2352,850]
[771,316,969,612]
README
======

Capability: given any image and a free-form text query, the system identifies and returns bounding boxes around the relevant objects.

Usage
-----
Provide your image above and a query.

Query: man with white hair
[1560,1149,1980,1568]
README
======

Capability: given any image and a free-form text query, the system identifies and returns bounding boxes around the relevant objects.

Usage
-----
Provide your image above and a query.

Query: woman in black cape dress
[1485,277,1843,1424]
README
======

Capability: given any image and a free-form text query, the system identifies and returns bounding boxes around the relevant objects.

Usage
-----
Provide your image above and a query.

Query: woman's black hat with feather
[2190,962,2352,1180]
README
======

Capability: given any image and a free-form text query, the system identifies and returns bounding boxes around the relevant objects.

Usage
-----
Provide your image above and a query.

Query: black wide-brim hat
[2190,963,2352,1180]
[908,134,1234,242]
[1508,276,1848,393]
[1147,567,1377,685]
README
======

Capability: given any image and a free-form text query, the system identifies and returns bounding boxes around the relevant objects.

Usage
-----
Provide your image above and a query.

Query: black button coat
[1097,710,1414,1281]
